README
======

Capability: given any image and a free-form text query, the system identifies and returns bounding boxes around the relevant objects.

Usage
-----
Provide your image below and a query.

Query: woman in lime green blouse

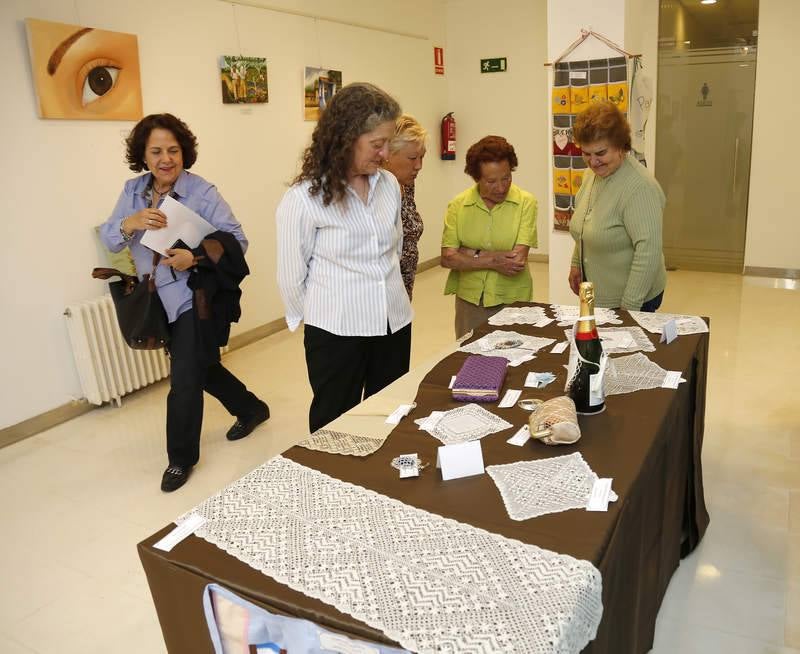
[441,136,538,338]
[568,102,666,311]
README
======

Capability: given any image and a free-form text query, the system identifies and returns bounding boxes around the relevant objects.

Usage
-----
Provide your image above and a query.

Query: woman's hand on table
[122,208,167,235]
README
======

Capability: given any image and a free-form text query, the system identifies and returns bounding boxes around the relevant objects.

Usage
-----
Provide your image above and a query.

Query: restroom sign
[434,47,444,75]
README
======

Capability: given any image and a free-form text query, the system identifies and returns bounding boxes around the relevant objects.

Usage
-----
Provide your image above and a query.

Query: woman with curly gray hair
[277,83,413,432]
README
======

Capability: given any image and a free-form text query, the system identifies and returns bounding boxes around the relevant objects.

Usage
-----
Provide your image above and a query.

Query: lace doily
[414,403,513,444]
[180,456,603,654]
[459,330,556,367]
[604,353,679,395]
[561,326,655,355]
[487,453,615,520]
[550,305,622,327]
[488,306,549,326]
[296,429,387,457]
[628,311,708,336]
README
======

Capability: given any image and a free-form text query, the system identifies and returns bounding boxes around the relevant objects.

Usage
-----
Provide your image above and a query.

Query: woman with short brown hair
[441,135,538,338]
[568,101,666,311]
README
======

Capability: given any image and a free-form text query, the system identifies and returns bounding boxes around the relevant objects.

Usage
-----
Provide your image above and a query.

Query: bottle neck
[576,286,598,337]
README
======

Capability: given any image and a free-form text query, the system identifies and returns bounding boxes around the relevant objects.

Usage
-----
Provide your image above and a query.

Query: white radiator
[65,295,171,406]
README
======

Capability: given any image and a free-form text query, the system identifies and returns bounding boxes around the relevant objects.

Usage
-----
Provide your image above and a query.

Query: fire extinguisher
[440,112,456,160]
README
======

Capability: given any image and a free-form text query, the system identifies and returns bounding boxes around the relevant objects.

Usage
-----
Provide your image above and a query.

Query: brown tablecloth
[139,305,710,653]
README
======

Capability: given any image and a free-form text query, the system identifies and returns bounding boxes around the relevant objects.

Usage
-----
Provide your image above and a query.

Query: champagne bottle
[568,282,606,415]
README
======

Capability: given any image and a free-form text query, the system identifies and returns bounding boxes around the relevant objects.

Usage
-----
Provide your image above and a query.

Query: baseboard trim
[743,266,800,280]
[227,316,287,351]
[416,256,441,273]
[0,400,94,450]
[0,317,288,450]
[416,253,549,271]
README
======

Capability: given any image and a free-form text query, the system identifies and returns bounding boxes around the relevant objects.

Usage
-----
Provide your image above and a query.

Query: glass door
[655,1,759,273]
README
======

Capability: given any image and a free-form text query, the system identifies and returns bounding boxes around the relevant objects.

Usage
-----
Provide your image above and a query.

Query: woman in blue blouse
[100,114,268,492]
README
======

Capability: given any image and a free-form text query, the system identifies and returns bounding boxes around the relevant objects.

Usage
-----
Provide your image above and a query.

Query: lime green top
[441,183,538,307]
[570,154,666,310]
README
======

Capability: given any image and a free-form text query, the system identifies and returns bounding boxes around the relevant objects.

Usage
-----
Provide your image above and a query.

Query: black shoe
[226,401,270,441]
[160,464,192,492]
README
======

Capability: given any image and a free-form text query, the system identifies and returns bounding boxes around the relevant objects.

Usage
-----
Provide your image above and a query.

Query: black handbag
[92,252,170,350]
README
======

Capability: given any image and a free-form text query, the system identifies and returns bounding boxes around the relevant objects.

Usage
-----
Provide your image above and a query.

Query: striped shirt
[276,169,413,336]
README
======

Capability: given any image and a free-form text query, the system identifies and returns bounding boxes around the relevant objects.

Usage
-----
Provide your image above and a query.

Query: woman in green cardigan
[569,102,666,311]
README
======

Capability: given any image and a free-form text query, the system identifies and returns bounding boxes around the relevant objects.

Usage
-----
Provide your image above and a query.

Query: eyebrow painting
[25,18,143,121]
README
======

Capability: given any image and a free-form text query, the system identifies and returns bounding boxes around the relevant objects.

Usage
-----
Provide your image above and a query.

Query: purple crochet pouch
[452,354,508,402]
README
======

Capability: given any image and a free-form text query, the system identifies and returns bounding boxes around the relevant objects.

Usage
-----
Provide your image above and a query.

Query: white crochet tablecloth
[414,403,513,444]
[549,305,622,327]
[459,330,556,366]
[605,352,681,395]
[488,306,550,326]
[628,311,708,336]
[296,429,387,456]
[180,455,603,654]
[561,326,656,355]
[487,453,617,520]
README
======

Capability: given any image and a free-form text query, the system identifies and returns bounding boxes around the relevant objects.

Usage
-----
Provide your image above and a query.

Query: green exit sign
[480,57,507,73]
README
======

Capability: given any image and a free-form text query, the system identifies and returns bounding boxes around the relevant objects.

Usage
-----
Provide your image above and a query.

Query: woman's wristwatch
[473,249,481,258]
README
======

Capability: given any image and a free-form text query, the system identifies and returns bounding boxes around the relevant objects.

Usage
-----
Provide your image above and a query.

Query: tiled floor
[1,263,798,653]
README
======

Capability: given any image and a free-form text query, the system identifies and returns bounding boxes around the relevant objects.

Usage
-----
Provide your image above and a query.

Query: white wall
[745,0,800,270]
[443,0,550,258]
[0,0,450,429]
[546,0,627,305]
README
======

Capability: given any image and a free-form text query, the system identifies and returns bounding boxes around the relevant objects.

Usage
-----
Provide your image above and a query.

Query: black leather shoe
[160,464,192,492]
[226,401,270,441]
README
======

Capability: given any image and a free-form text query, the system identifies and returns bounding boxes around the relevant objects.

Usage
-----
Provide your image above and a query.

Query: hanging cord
[232,2,243,55]
[546,28,639,66]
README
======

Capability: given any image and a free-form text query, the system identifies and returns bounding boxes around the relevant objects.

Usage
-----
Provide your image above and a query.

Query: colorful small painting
[304,67,342,121]
[220,56,268,104]
[25,18,143,120]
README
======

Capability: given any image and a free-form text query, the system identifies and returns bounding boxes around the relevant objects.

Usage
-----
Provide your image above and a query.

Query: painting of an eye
[82,66,120,105]
[25,18,142,120]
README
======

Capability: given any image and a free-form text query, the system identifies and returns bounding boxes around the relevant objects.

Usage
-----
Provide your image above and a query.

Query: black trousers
[166,309,260,467]
[304,323,412,433]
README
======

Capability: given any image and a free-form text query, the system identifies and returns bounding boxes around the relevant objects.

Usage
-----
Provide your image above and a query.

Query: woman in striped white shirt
[277,83,413,432]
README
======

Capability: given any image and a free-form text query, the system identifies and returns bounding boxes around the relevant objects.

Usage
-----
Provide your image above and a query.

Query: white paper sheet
[140,195,216,256]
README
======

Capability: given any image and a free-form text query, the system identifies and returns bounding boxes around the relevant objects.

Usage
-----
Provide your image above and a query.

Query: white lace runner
[628,311,708,336]
[414,403,513,444]
[459,330,556,366]
[550,305,622,327]
[297,429,386,456]
[181,456,604,654]
[488,306,549,326]
[562,326,655,355]
[604,353,678,395]
[487,453,615,520]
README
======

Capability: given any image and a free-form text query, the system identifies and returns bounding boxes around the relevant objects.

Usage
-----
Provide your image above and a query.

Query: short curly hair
[293,83,401,206]
[125,113,198,172]
[573,101,631,152]
[464,136,518,182]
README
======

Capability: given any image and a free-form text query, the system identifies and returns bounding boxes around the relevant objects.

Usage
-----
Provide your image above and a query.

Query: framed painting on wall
[303,67,342,121]
[25,18,143,121]
[220,56,268,104]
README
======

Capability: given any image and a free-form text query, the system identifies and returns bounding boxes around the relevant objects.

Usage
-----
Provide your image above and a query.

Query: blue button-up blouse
[99,170,248,323]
